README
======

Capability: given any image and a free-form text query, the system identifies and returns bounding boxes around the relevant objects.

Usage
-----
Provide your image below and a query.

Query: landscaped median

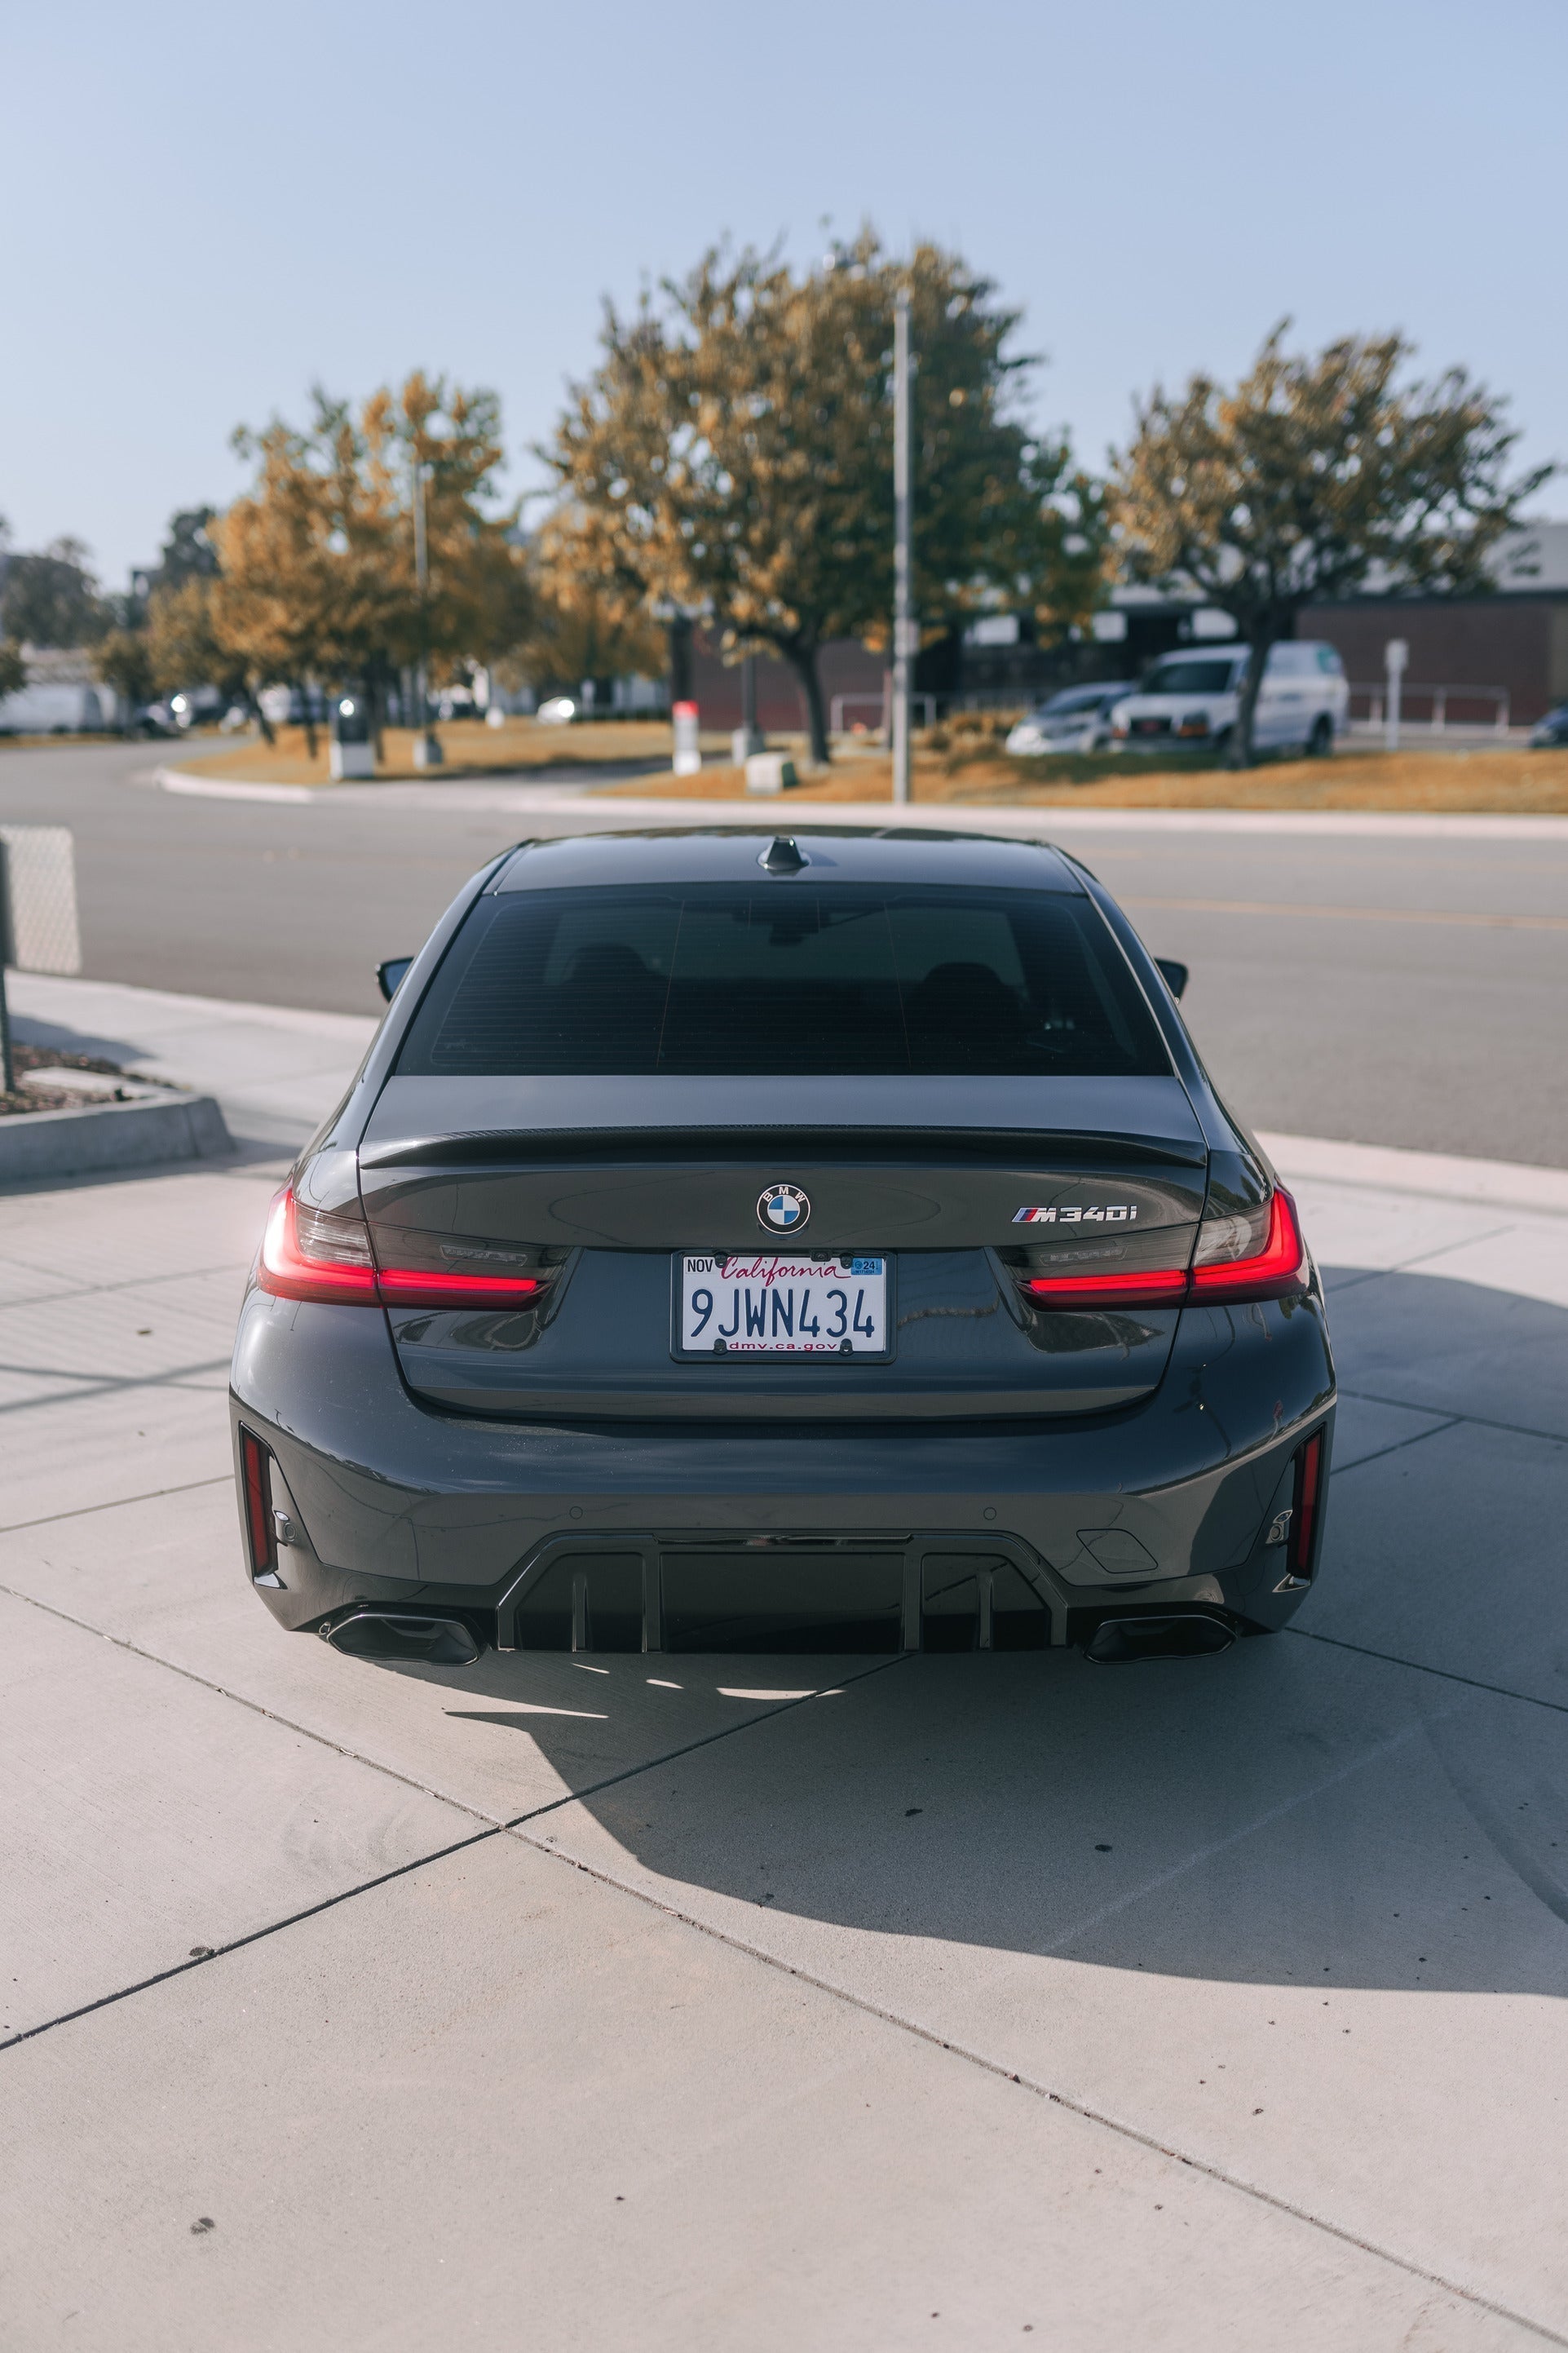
[0,1044,230,1180]
[160,717,702,788]
[601,741,1568,813]
[159,723,1568,814]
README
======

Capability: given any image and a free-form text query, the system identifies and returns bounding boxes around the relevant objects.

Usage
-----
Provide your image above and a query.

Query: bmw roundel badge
[757,1183,811,1233]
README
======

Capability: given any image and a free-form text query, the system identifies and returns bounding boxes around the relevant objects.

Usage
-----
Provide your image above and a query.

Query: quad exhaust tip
[1081,1611,1236,1665]
[321,1610,484,1666]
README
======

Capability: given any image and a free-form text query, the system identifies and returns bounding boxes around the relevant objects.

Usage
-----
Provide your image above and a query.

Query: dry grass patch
[603,744,1568,812]
[169,718,684,785]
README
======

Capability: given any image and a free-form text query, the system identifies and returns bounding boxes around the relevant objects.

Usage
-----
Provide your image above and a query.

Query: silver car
[1005,683,1135,757]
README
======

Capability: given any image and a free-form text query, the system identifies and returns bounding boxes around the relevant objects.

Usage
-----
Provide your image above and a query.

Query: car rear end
[231,830,1334,1666]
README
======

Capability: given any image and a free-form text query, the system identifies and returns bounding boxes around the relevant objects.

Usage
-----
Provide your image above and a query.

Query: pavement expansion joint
[1335,1385,1568,1452]
[0,1472,230,1537]
[4,1261,250,1311]
[1283,1624,1568,1718]
[502,1806,1568,2353]
[0,1351,233,1413]
[1040,1711,1459,1958]
[0,1586,896,2047]
[1327,1414,1465,1478]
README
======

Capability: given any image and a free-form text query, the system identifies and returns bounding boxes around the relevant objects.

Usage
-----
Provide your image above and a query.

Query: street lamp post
[411,459,444,769]
[891,286,915,806]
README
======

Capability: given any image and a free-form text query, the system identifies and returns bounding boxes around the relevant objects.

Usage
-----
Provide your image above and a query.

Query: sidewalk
[2,984,1566,2348]
[7,971,378,1148]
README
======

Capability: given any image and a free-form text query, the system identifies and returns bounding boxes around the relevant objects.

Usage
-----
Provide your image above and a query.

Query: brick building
[1305,523,1568,728]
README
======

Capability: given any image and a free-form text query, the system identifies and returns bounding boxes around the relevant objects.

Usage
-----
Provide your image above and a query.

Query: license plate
[675,1254,891,1358]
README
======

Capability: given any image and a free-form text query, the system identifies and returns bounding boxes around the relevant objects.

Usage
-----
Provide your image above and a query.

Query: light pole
[891,285,915,805]
[411,458,443,769]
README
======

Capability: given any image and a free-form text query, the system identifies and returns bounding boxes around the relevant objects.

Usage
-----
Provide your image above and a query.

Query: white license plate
[676,1254,890,1358]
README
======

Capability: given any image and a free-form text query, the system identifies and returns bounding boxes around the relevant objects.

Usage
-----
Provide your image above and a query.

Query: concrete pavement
[1,981,1566,2346]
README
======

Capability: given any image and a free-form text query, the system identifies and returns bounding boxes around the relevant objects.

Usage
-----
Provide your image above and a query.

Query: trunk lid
[358,1074,1208,1421]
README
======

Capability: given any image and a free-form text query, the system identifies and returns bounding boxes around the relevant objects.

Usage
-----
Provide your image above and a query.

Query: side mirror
[377,957,414,1002]
[1155,958,1189,1001]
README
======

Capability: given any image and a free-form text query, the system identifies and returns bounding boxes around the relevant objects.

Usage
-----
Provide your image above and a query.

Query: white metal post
[892,287,914,805]
[1385,638,1408,754]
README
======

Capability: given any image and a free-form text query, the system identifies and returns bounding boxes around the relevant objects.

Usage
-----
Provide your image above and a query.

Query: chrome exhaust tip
[320,1610,484,1666]
[1081,1611,1236,1665]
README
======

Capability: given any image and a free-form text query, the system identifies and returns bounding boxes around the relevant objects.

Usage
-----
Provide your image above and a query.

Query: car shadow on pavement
[364,1263,1568,2001]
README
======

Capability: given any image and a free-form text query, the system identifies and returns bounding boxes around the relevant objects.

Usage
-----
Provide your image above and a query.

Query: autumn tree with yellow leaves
[208,374,528,745]
[544,234,1106,763]
[1113,325,1551,766]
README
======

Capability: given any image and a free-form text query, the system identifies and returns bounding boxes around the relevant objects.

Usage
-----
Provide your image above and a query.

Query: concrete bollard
[673,701,702,776]
[744,753,799,794]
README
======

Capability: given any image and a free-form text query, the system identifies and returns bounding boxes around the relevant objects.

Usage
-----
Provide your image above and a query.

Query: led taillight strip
[376,1268,549,1307]
[258,1190,550,1310]
[1023,1188,1307,1311]
[1022,1268,1188,1307]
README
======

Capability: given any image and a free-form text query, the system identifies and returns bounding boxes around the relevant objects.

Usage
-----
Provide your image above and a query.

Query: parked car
[232,825,1334,1671]
[1109,642,1348,756]
[1529,704,1568,747]
[1005,683,1135,757]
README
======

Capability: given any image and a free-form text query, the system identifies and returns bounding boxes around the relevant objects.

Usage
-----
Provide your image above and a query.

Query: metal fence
[0,826,82,975]
[829,691,938,736]
[1347,682,1511,735]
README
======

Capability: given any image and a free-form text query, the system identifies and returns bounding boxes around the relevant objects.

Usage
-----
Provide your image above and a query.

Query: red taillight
[1014,1186,1308,1314]
[257,1186,556,1312]
[1022,1267,1189,1310]
[376,1267,549,1309]
[1190,1188,1308,1305]
[258,1188,378,1304]
[240,1427,276,1580]
[1288,1430,1323,1580]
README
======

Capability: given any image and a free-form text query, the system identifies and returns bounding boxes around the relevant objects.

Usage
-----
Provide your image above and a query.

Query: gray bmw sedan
[231,826,1333,1667]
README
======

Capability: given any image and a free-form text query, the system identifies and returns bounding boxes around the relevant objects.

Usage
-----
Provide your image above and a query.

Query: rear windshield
[395,884,1171,1078]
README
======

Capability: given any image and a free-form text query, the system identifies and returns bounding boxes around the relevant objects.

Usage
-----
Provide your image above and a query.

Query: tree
[0,536,109,647]
[506,517,670,704]
[545,233,1102,763]
[0,640,24,701]
[210,375,528,747]
[1112,324,1553,766]
[91,627,155,722]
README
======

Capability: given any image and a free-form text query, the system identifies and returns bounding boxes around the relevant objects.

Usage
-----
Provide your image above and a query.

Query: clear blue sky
[5,0,1562,586]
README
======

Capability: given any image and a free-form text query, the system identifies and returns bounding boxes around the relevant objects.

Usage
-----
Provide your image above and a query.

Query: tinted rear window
[396,885,1171,1078]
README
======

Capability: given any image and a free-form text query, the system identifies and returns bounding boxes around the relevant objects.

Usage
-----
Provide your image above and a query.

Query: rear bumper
[230,1280,1336,1650]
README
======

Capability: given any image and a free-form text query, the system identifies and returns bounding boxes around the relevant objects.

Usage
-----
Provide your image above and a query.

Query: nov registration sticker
[675,1254,891,1359]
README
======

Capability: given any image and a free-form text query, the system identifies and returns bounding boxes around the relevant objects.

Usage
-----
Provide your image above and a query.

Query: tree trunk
[1226,624,1277,769]
[784,642,830,766]
[298,682,317,762]
[665,613,694,710]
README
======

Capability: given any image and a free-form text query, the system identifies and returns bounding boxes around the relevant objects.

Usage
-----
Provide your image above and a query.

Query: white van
[1108,640,1348,756]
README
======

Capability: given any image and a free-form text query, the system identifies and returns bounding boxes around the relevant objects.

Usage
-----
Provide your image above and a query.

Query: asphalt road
[3,737,1566,1165]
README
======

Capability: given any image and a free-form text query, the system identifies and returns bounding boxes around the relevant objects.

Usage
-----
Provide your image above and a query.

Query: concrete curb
[152,766,1568,838]
[0,1092,232,1181]
[1259,1129,1568,1215]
